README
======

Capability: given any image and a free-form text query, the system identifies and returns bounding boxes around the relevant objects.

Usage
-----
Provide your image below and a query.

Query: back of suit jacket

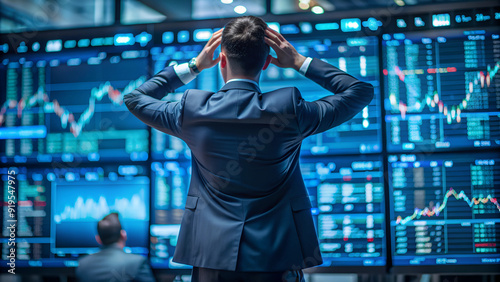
[124,58,374,272]
[76,244,155,282]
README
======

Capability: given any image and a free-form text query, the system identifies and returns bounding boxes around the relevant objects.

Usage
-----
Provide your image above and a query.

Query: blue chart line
[54,188,148,222]
[0,76,146,137]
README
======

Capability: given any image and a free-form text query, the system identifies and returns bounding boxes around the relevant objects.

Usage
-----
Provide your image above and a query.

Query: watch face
[189,58,199,73]
[189,58,196,66]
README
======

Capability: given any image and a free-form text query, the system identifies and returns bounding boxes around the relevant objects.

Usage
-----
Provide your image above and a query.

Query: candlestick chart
[383,30,500,152]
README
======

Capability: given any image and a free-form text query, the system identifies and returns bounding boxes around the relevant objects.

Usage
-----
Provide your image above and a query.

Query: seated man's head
[96,212,127,247]
[220,16,271,81]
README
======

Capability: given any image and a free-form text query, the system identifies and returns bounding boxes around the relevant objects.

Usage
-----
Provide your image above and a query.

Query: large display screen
[0,165,149,267]
[0,48,150,164]
[388,153,500,266]
[301,155,386,267]
[383,28,500,152]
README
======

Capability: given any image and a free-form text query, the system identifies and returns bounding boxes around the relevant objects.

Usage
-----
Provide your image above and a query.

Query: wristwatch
[188,57,200,74]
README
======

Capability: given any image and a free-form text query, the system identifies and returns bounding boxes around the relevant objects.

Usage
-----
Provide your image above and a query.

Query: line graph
[386,61,499,123]
[54,188,148,222]
[396,188,500,225]
[0,76,146,137]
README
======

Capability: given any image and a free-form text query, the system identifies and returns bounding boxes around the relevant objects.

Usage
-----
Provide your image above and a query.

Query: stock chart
[53,175,149,252]
[388,153,500,266]
[0,50,150,164]
[0,165,149,267]
[383,28,500,152]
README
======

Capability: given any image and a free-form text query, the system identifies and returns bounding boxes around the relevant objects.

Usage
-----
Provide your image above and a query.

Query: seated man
[76,212,155,282]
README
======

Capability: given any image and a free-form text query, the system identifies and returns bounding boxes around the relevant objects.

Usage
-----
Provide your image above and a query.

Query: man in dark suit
[124,16,373,282]
[76,213,156,282]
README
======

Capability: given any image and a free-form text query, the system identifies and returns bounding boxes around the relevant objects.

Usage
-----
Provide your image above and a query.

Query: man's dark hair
[97,212,122,245]
[222,16,270,77]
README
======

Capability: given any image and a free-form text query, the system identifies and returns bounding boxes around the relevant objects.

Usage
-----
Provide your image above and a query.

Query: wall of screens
[0,3,499,274]
[381,8,500,271]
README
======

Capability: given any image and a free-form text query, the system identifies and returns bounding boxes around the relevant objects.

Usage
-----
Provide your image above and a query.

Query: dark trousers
[191,267,305,282]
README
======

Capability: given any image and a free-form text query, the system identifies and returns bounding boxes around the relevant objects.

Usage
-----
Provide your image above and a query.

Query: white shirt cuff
[298,57,313,76]
[173,62,197,85]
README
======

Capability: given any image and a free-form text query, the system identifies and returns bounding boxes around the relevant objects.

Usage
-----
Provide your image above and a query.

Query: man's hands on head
[264,27,306,71]
[195,28,223,72]
[194,27,306,72]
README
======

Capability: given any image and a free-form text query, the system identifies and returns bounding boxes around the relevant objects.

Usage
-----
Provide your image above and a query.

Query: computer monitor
[300,155,386,268]
[382,27,500,152]
[0,165,150,268]
[388,152,500,269]
[0,44,150,164]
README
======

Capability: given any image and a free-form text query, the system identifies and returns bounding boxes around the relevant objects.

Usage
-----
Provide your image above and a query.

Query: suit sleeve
[123,66,187,137]
[295,58,374,137]
[133,258,156,282]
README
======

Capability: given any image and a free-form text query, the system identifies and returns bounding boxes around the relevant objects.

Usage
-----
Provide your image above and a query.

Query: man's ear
[262,55,272,70]
[220,52,227,69]
[121,229,127,242]
[95,235,102,245]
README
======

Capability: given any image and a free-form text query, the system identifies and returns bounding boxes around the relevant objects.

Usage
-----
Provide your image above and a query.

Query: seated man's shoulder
[78,250,146,266]
[76,252,151,282]
[77,252,95,266]
[108,250,147,265]
[123,252,148,264]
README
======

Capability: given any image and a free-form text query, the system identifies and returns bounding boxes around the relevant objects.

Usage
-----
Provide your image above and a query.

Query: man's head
[220,16,271,81]
[96,212,127,247]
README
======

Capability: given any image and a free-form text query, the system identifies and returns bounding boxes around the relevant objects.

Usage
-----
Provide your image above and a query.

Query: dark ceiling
[0,0,492,33]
